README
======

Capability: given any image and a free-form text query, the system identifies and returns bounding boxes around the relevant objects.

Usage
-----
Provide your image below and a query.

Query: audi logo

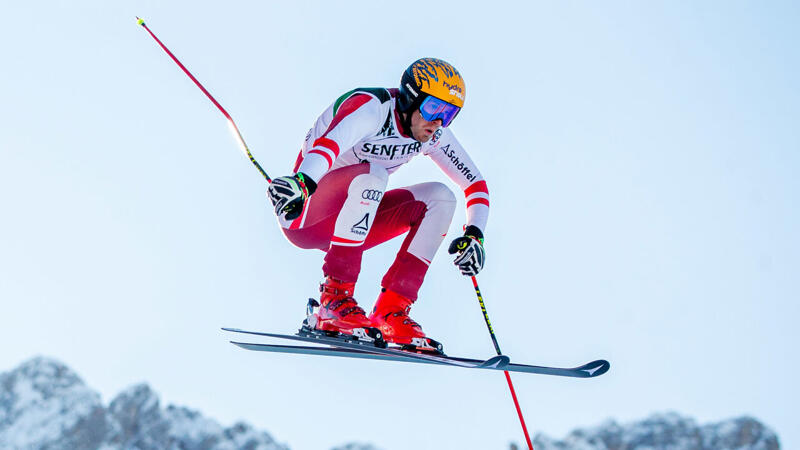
[362,189,383,201]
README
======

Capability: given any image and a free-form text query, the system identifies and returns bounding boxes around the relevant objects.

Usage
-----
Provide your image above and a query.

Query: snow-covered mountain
[1,357,781,450]
[0,357,288,450]
[528,412,780,450]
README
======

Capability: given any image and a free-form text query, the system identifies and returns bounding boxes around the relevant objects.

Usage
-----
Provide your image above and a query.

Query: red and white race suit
[277,87,489,300]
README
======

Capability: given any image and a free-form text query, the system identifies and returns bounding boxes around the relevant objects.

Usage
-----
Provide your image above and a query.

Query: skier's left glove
[267,172,317,221]
[448,225,485,277]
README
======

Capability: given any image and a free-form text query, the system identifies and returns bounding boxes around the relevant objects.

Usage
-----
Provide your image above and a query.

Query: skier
[267,58,489,352]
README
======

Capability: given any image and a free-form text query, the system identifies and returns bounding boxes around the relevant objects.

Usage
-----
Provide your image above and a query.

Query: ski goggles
[419,95,461,127]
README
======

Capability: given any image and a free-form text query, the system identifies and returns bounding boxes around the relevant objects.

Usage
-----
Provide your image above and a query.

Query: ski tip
[136,17,145,26]
[221,327,244,333]
[479,355,510,369]
[575,359,610,377]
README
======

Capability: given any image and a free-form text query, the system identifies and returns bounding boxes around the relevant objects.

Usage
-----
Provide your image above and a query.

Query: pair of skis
[222,327,609,379]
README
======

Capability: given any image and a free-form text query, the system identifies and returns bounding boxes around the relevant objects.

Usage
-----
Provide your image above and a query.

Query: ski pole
[136,17,271,183]
[471,276,534,450]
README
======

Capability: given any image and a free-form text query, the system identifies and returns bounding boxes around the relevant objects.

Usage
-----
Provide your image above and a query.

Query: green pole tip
[136,17,145,26]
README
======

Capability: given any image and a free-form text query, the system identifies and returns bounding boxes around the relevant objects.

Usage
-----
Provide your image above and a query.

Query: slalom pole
[471,276,534,450]
[135,17,271,183]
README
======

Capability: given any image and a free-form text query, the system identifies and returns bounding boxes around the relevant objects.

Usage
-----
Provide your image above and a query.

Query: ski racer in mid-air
[267,58,489,353]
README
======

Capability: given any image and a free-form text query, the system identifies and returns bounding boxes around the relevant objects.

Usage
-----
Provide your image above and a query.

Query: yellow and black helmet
[397,58,465,113]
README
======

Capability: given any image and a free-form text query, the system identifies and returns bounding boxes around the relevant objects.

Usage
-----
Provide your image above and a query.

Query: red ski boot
[308,277,382,343]
[369,288,443,354]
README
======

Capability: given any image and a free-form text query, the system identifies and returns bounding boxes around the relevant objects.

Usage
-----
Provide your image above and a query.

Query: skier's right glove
[448,225,485,277]
[267,172,317,221]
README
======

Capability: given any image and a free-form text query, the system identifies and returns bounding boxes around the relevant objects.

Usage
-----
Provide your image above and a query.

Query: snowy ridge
[0,357,288,450]
[530,411,780,450]
[1,357,780,450]
[0,357,107,449]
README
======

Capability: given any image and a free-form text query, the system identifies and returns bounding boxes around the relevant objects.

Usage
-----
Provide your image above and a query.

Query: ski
[222,328,609,378]
[228,341,609,378]
[222,327,503,369]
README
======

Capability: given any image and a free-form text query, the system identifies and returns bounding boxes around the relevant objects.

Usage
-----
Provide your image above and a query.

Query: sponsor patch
[441,144,477,182]
[361,141,422,160]
[351,213,370,236]
[361,189,383,202]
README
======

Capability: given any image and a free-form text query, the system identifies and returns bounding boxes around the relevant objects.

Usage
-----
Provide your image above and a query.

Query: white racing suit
[278,87,489,299]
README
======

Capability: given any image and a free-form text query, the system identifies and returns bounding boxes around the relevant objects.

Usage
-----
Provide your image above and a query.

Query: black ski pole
[136,17,271,183]
[471,276,534,450]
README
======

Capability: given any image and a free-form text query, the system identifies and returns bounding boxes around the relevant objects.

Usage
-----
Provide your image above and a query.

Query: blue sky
[1,1,798,449]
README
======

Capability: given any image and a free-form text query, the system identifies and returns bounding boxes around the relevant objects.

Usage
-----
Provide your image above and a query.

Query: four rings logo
[362,189,383,202]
